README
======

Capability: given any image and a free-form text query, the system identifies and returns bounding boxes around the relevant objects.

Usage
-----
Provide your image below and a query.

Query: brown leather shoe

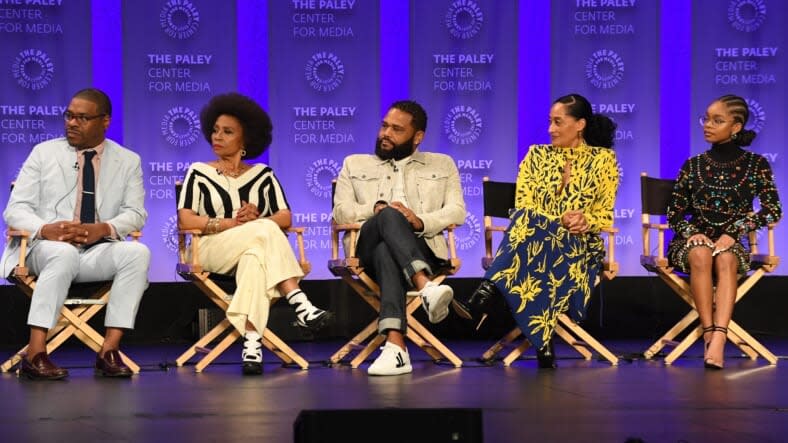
[95,350,133,378]
[19,352,69,380]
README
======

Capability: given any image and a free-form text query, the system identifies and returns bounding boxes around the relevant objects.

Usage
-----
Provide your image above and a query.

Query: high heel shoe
[702,325,715,357]
[536,340,557,369]
[452,279,504,329]
[704,326,727,370]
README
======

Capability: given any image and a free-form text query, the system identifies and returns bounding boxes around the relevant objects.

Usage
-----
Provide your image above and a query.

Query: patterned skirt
[483,208,605,350]
[667,236,749,275]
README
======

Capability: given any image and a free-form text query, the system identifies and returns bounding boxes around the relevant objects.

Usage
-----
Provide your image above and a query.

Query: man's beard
[375,136,416,161]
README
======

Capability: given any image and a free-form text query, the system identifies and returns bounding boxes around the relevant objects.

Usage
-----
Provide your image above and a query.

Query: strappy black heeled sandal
[702,325,715,357]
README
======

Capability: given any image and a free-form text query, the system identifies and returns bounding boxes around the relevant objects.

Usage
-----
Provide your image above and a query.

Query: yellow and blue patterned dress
[484,144,619,349]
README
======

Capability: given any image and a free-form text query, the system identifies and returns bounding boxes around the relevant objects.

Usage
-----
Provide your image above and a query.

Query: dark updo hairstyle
[717,94,756,147]
[200,93,273,159]
[554,93,617,149]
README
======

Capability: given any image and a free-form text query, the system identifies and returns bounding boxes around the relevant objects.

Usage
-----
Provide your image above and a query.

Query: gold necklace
[216,164,246,178]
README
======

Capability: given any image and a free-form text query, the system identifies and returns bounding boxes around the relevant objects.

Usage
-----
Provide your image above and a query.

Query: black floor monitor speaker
[294,408,483,443]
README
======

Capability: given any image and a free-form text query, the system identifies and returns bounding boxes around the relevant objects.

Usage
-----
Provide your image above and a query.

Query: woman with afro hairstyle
[666,94,781,369]
[454,93,620,369]
[178,93,334,375]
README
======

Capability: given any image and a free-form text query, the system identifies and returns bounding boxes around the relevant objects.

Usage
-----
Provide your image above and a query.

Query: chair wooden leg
[557,314,619,365]
[405,315,462,367]
[502,341,531,367]
[554,324,593,360]
[644,309,698,360]
[403,297,452,363]
[61,309,141,374]
[262,328,309,369]
[195,329,241,373]
[1,353,24,372]
[330,320,379,365]
[727,320,778,365]
[403,329,445,362]
[349,334,386,369]
[663,325,703,365]
[725,328,758,360]
[481,328,522,362]
[176,319,234,366]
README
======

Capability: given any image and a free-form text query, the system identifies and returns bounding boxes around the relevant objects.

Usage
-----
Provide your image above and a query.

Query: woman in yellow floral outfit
[456,93,619,368]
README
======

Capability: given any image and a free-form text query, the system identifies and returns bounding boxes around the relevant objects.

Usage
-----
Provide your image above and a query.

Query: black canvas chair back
[640,175,675,216]
[482,180,516,219]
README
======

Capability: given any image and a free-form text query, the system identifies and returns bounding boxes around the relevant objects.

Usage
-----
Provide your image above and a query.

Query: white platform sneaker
[367,342,412,376]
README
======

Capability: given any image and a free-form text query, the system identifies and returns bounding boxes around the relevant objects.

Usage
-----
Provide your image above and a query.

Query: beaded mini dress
[666,142,781,274]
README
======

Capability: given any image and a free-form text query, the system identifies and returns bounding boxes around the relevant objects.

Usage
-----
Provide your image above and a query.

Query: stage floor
[1,340,786,442]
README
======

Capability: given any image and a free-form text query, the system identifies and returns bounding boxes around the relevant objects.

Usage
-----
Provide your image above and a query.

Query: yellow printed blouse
[515,144,619,233]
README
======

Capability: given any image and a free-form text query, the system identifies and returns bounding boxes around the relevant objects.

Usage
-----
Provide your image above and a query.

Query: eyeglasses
[63,111,105,124]
[699,116,728,127]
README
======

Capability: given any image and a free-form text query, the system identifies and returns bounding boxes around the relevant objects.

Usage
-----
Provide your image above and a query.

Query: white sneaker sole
[368,363,413,376]
[424,286,453,323]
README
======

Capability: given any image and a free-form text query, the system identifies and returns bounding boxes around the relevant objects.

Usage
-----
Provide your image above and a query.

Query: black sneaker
[295,309,335,332]
[242,361,263,375]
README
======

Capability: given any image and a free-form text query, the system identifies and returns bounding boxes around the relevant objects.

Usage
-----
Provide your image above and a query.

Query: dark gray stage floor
[1,340,787,443]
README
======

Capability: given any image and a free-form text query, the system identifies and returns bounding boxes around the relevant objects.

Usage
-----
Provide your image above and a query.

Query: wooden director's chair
[477,177,621,366]
[2,230,142,374]
[174,183,311,372]
[639,173,779,365]
[328,185,464,368]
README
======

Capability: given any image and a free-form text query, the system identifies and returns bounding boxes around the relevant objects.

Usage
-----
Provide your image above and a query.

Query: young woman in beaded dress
[666,95,781,369]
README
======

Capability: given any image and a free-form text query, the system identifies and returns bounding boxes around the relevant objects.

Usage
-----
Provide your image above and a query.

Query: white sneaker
[420,282,453,323]
[367,342,412,376]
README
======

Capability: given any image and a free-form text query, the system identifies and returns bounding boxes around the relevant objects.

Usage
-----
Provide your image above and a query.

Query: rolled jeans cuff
[402,259,432,286]
[378,317,405,334]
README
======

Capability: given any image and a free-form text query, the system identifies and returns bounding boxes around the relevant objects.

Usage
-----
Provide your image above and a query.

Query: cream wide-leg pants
[196,219,304,335]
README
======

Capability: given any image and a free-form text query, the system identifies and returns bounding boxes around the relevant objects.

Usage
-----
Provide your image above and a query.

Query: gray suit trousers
[26,240,150,330]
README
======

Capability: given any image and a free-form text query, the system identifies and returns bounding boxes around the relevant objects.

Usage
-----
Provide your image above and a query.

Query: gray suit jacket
[2,137,147,276]
[333,150,466,260]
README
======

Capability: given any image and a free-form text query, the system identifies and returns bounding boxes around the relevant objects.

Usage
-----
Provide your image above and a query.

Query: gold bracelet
[205,218,221,234]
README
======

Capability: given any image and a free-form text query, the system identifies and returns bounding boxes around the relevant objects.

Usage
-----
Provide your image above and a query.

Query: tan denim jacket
[333,150,466,259]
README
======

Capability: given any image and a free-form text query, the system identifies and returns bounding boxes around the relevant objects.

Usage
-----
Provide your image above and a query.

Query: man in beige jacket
[333,100,466,376]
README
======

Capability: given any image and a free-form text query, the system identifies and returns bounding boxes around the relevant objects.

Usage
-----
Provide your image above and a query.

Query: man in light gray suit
[3,88,150,380]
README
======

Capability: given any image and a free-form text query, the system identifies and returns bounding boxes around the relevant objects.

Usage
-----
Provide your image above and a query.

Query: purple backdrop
[410,0,519,277]
[122,0,237,281]
[1,0,786,283]
[1,0,91,240]
[268,0,380,279]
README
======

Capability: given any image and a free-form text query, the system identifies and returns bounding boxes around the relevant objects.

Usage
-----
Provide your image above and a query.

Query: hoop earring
[731,132,739,141]
[241,149,247,157]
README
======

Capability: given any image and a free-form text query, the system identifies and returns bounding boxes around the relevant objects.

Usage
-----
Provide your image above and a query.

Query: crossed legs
[356,208,453,375]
